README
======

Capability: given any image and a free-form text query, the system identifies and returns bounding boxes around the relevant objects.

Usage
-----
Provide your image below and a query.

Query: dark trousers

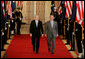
[32,36,40,53]
[4,30,8,43]
[69,32,75,50]
[60,23,63,35]
[76,35,82,53]
[9,27,11,39]
[58,23,62,35]
[11,23,15,35]
[62,26,64,36]
[66,30,70,44]
[1,35,5,50]
[17,22,21,35]
[62,20,64,36]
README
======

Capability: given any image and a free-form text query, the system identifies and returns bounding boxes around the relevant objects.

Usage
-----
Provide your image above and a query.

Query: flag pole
[7,20,10,39]
[82,26,84,40]
[64,19,65,40]
[74,22,75,38]
[68,16,69,31]
[74,21,76,51]
[20,1,22,23]
[15,1,17,34]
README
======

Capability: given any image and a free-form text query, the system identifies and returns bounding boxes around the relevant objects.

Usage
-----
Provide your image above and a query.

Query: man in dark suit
[60,1,66,38]
[15,7,23,35]
[30,15,43,54]
[10,9,16,35]
[65,18,70,45]
[75,22,83,58]
[53,9,62,35]
[69,1,77,51]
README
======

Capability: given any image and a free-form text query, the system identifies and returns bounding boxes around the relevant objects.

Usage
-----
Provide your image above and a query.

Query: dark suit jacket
[75,22,82,41]
[30,20,43,37]
[15,11,23,23]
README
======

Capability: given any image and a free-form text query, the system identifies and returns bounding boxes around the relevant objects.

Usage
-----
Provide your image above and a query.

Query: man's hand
[42,34,44,37]
[57,34,58,37]
[45,34,47,37]
[30,34,32,37]
[81,41,82,44]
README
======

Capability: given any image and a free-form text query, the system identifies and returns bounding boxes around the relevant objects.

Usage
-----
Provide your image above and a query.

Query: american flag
[58,1,62,15]
[6,1,8,11]
[17,1,20,6]
[7,1,12,19]
[17,1,23,11]
[65,1,73,18]
[2,1,5,17]
[11,1,16,12]
[76,1,84,28]
[51,1,55,14]
[21,1,23,11]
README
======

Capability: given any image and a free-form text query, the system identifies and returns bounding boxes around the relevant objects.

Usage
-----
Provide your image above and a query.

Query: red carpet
[6,34,73,58]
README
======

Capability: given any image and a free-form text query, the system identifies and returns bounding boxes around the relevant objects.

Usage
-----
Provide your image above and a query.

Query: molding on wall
[34,1,36,17]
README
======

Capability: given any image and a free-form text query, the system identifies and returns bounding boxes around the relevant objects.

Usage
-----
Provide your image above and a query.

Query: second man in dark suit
[15,7,23,35]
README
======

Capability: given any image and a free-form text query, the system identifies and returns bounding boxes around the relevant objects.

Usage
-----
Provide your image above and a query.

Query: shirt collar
[50,20,53,22]
[35,20,38,22]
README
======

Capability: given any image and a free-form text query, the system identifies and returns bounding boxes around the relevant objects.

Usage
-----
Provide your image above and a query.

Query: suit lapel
[38,21,39,27]
[34,20,36,28]
[49,21,51,28]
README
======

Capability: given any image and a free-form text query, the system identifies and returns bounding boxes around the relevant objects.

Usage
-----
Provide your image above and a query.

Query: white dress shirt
[50,21,54,28]
[35,20,38,27]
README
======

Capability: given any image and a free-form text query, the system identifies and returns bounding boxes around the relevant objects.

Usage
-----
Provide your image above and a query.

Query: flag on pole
[58,1,62,15]
[11,1,16,12]
[65,1,73,18]
[17,1,19,6]
[6,1,8,12]
[17,1,20,7]
[4,1,8,22]
[7,1,12,19]
[51,1,55,12]
[50,1,55,15]
[1,1,4,27]
[1,1,3,19]
[2,1,5,17]
[76,1,84,28]
[60,1,66,19]
[21,1,23,11]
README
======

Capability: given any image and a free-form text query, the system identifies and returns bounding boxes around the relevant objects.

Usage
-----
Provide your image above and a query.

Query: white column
[34,1,36,17]
[45,1,51,22]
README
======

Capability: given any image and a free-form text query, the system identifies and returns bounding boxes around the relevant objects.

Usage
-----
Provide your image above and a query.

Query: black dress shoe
[36,51,38,54]
[65,43,70,45]
[17,34,21,35]
[51,52,54,54]
[1,49,6,51]
[5,43,9,44]
[48,48,50,52]
[68,49,75,51]
[9,38,11,39]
